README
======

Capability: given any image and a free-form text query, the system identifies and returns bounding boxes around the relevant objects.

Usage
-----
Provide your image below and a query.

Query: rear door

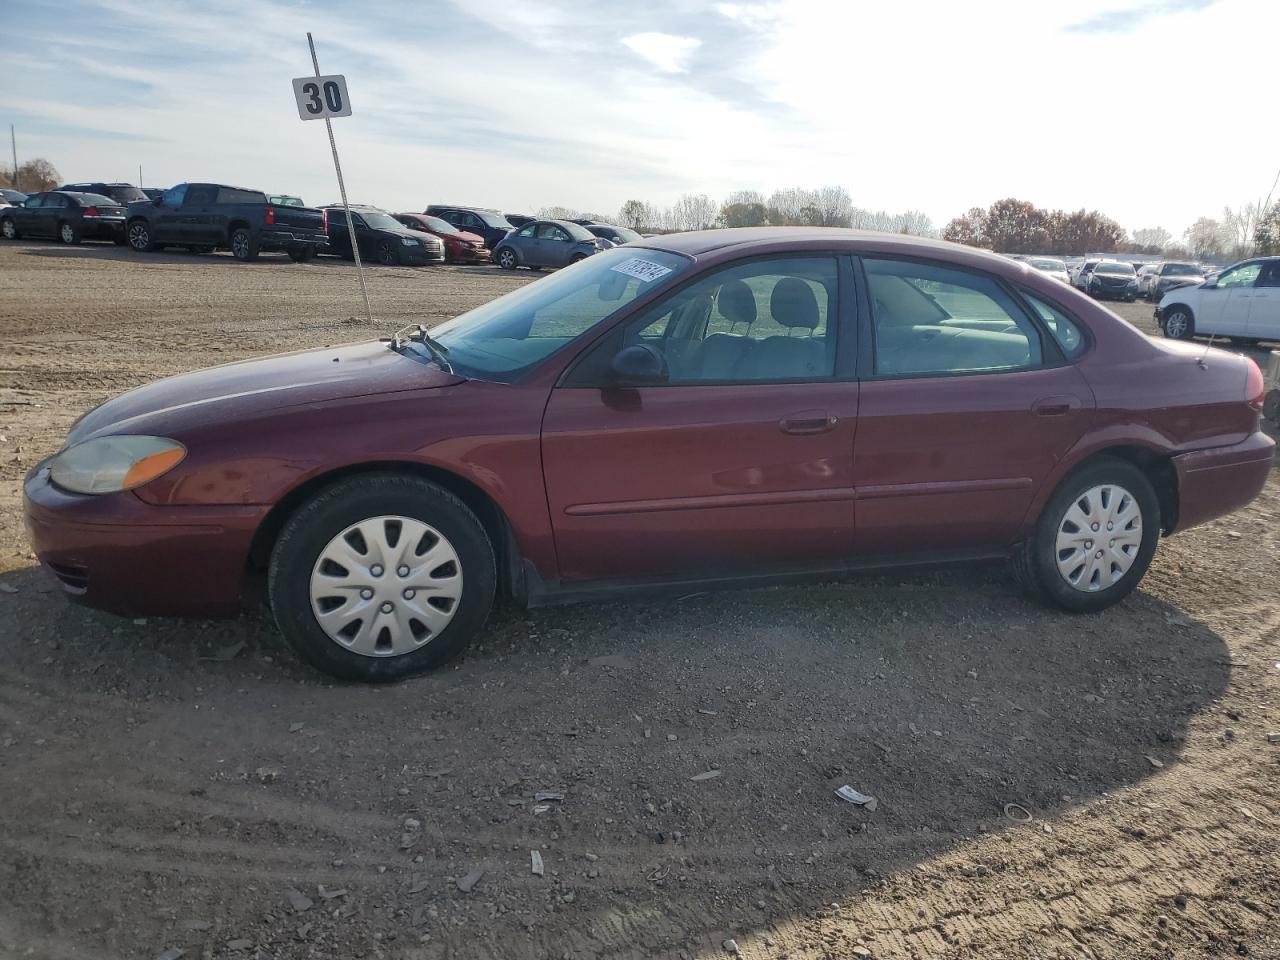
[853,258,1095,554]
[541,254,858,582]
[1247,261,1280,340]
[183,184,220,243]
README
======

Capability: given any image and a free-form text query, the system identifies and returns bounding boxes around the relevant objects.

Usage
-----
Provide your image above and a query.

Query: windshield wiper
[386,323,453,373]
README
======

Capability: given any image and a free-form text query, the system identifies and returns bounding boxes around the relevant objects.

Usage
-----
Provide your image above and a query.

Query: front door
[153,184,188,243]
[1248,261,1280,340]
[1214,261,1264,335]
[19,194,52,237]
[541,255,858,582]
[853,258,1095,554]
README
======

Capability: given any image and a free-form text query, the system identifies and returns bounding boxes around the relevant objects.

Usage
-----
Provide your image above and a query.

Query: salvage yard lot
[0,242,1278,960]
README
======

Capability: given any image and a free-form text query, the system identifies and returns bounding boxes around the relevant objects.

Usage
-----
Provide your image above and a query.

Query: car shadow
[0,561,1231,958]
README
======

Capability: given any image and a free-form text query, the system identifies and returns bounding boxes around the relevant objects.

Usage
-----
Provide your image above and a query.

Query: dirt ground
[0,240,1277,960]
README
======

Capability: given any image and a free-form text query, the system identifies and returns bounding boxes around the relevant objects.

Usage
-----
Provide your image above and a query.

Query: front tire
[268,474,496,682]
[376,240,398,266]
[230,227,258,261]
[1162,307,1194,340]
[1012,458,1160,613]
[0,217,17,240]
[496,247,518,270]
[127,219,155,252]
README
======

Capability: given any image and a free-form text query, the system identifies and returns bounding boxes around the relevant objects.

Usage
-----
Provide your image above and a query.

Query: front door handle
[780,411,837,435]
[1032,395,1081,417]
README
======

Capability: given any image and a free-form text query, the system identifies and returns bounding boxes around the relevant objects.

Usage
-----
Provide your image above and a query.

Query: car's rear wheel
[496,247,518,270]
[230,227,258,261]
[376,240,397,266]
[127,220,154,252]
[1,217,18,240]
[1162,307,1194,340]
[1012,457,1160,613]
[58,221,81,245]
[268,473,496,682]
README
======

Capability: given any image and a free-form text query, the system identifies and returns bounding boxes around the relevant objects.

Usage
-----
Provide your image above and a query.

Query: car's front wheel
[1162,307,1194,340]
[496,247,518,270]
[127,220,155,252]
[1012,457,1160,613]
[1,217,18,240]
[376,240,397,266]
[268,473,496,682]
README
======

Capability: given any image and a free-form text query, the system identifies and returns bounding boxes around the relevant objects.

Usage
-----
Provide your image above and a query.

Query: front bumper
[23,461,265,618]
[398,244,445,265]
[448,246,492,263]
[1169,431,1275,534]
[1090,284,1136,300]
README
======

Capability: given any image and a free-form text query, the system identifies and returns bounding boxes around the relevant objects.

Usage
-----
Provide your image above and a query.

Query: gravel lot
[1,241,1277,960]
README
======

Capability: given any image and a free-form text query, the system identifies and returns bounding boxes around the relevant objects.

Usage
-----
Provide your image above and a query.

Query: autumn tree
[942,207,988,247]
[984,198,1050,253]
[2,157,61,192]
[719,201,769,227]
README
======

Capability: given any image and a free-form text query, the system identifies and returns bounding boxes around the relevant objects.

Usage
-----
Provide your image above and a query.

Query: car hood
[67,341,464,444]
[448,230,485,244]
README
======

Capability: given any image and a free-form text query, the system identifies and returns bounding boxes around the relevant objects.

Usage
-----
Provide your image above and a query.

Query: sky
[5,0,1279,237]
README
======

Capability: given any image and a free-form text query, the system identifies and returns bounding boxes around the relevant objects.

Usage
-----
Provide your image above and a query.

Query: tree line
[2,158,61,193]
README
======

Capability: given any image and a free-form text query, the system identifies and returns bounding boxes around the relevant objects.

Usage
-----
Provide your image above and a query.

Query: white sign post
[295,34,372,324]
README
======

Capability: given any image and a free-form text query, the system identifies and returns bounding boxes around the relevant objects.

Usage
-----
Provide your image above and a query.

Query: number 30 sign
[291,74,352,120]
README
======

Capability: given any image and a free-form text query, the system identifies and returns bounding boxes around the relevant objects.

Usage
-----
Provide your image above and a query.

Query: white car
[1157,257,1280,343]
[1025,256,1071,284]
[1136,263,1161,298]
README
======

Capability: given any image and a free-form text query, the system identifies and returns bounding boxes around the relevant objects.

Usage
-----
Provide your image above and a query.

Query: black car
[59,182,149,206]
[322,205,445,265]
[585,223,641,245]
[506,213,534,228]
[423,205,515,249]
[1087,261,1139,301]
[0,190,127,244]
[125,183,328,261]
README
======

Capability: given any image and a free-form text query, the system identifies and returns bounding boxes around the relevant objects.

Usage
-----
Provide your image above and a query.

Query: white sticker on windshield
[610,257,672,284]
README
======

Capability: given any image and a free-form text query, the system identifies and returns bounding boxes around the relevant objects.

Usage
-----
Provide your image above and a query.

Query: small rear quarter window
[1021,291,1087,358]
[216,187,267,205]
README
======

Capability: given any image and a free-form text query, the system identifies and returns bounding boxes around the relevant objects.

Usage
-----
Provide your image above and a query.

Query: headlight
[49,436,186,495]
[401,237,418,246]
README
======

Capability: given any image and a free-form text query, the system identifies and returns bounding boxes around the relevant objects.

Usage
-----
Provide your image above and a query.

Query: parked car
[322,205,445,265]
[23,229,1273,682]
[1,190,127,244]
[141,187,164,201]
[1024,256,1070,284]
[269,194,306,207]
[423,205,515,249]
[1262,349,1280,424]
[1136,263,1161,298]
[126,183,327,261]
[1073,258,1101,289]
[585,223,641,246]
[1157,257,1280,343]
[506,214,534,229]
[392,213,490,263]
[1086,261,1138,301]
[493,219,606,270]
[1147,261,1206,301]
[58,182,149,206]
[1,188,28,206]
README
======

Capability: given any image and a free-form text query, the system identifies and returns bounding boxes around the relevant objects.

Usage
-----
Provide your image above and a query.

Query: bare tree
[1130,226,1172,252]
[1183,217,1227,260]
[810,186,853,227]
[670,193,716,231]
[723,189,765,208]
[1,157,61,192]
[536,205,581,221]
[617,200,649,230]
[1222,202,1264,258]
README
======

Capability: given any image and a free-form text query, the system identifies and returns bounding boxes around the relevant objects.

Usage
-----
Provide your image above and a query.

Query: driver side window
[161,184,188,207]
[581,257,839,385]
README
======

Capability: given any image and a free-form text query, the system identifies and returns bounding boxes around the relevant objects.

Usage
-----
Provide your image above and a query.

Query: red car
[393,212,491,263]
[24,229,1274,682]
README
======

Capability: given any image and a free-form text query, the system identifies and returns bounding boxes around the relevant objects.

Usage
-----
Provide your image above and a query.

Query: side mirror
[608,344,669,387]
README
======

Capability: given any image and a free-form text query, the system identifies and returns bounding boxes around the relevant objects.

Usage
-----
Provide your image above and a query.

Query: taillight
[1245,358,1264,412]
[83,206,99,217]
[322,208,328,230]
[265,206,276,226]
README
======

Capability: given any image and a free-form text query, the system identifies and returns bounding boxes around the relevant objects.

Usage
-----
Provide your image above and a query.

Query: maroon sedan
[24,229,1274,682]
[393,212,491,263]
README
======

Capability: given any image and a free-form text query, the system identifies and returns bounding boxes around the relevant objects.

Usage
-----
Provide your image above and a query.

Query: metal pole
[139,164,143,189]
[10,125,17,189]
[308,32,373,324]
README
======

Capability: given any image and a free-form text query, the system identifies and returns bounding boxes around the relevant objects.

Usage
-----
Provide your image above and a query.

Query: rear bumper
[1169,431,1275,534]
[83,217,125,240]
[259,229,328,252]
[23,462,264,618]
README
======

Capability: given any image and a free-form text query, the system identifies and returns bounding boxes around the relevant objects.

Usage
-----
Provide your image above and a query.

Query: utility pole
[9,125,17,190]
[139,164,143,189]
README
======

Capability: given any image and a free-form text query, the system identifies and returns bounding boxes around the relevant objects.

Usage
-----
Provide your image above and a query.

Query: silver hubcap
[61,224,73,242]
[2,221,13,238]
[1165,313,1187,338]
[1055,484,1142,592]
[233,233,248,256]
[309,516,463,657]
[500,251,514,267]
[129,224,148,248]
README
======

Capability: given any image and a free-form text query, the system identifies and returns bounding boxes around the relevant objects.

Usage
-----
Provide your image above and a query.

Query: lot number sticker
[292,74,352,120]
[610,257,673,283]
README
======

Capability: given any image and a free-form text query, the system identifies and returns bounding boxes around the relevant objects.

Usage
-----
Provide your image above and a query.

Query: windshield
[599,225,641,243]
[422,215,458,234]
[430,247,690,381]
[480,211,514,230]
[1028,258,1066,271]
[1164,262,1200,276]
[360,211,404,231]
[1094,262,1135,276]
[270,195,304,206]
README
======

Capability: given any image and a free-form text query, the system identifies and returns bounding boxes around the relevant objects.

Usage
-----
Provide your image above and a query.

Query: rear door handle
[1032,395,1081,417]
[780,411,838,435]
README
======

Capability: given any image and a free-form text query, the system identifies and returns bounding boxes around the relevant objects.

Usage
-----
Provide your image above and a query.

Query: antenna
[1198,332,1218,369]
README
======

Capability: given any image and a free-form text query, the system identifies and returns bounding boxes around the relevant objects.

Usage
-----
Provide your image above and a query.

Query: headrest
[717,279,757,326]
[770,277,819,330]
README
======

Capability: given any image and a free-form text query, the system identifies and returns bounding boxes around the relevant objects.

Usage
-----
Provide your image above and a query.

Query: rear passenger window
[865,259,1042,377]
[608,256,838,384]
[185,185,218,205]
[1020,291,1087,358]
[215,187,267,204]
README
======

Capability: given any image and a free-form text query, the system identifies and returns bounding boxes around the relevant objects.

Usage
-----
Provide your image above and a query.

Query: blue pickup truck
[124,183,328,261]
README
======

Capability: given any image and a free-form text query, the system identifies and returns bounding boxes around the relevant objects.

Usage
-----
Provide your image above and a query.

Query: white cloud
[621,32,702,74]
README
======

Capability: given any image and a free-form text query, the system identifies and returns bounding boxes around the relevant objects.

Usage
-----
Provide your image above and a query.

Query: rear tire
[230,227,258,261]
[58,221,81,245]
[1162,307,1194,340]
[1,217,18,240]
[268,473,496,683]
[1012,457,1160,613]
